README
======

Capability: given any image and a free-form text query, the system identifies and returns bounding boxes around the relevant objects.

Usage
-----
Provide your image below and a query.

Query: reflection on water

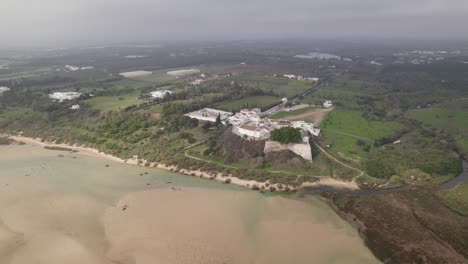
[0,144,380,264]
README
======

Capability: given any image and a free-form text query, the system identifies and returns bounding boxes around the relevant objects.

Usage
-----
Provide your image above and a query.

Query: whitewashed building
[237,124,270,139]
[49,92,82,102]
[150,90,173,99]
[70,105,80,110]
[323,100,333,108]
[185,108,233,123]
[0,87,10,94]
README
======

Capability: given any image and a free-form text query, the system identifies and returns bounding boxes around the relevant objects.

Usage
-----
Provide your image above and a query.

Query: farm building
[236,123,270,139]
[150,90,173,99]
[323,100,333,108]
[49,92,82,102]
[0,87,10,94]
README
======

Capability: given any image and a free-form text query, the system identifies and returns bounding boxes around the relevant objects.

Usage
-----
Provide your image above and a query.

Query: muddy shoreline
[319,191,468,264]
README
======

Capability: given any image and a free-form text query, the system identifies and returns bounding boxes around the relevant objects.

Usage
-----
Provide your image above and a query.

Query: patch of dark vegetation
[270,127,302,144]
[44,146,78,152]
[264,150,308,167]
[323,191,468,264]
[215,128,265,162]
[0,137,13,145]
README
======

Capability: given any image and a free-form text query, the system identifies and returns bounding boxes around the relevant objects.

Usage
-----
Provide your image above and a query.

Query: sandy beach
[4,134,359,192]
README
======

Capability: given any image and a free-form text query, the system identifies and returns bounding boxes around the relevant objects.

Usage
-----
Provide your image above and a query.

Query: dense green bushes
[270,127,302,144]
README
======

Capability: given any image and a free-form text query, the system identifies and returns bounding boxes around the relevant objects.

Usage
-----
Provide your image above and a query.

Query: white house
[323,100,333,109]
[49,92,82,102]
[185,108,233,123]
[150,90,173,99]
[190,79,204,85]
[283,74,297,79]
[0,87,10,94]
[237,124,270,139]
[70,105,80,110]
[281,97,288,103]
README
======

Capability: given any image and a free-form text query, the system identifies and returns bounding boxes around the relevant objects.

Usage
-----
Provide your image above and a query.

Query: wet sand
[0,144,380,264]
[104,188,379,264]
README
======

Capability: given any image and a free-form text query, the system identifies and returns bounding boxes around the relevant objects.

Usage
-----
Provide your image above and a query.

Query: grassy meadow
[407,105,468,153]
[213,96,280,112]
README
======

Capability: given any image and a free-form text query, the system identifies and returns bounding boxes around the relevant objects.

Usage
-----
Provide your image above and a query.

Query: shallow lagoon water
[0,144,380,264]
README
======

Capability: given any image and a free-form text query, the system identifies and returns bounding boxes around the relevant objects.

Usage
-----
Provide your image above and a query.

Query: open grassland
[407,106,468,153]
[84,94,147,111]
[319,109,403,164]
[270,106,316,119]
[238,75,313,97]
[321,109,402,140]
[0,107,39,123]
[56,68,112,82]
[0,67,54,81]
[213,96,279,112]
[438,182,468,216]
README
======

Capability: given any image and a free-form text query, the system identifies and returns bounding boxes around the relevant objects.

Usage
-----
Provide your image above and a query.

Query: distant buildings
[49,92,82,102]
[283,74,319,82]
[323,100,333,109]
[70,105,80,110]
[65,65,94,72]
[150,90,173,99]
[185,108,233,123]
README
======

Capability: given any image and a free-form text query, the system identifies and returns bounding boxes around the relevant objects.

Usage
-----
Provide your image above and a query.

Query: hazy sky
[1,0,468,46]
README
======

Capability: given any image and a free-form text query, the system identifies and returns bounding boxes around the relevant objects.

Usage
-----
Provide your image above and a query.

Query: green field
[213,96,280,111]
[321,109,402,140]
[0,107,38,123]
[319,109,403,163]
[84,94,147,111]
[438,182,468,216]
[407,107,468,152]
[270,106,316,119]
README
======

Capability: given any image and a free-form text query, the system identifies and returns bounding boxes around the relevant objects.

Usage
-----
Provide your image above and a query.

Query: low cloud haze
[1,0,468,47]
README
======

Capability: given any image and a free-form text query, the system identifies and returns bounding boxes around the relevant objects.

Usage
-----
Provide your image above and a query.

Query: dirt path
[312,141,364,177]
[325,129,375,142]
[283,108,333,125]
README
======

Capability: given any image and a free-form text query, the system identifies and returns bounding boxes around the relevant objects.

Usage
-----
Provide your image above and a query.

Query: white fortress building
[150,90,173,99]
[228,109,320,140]
[185,108,233,123]
[49,92,82,102]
